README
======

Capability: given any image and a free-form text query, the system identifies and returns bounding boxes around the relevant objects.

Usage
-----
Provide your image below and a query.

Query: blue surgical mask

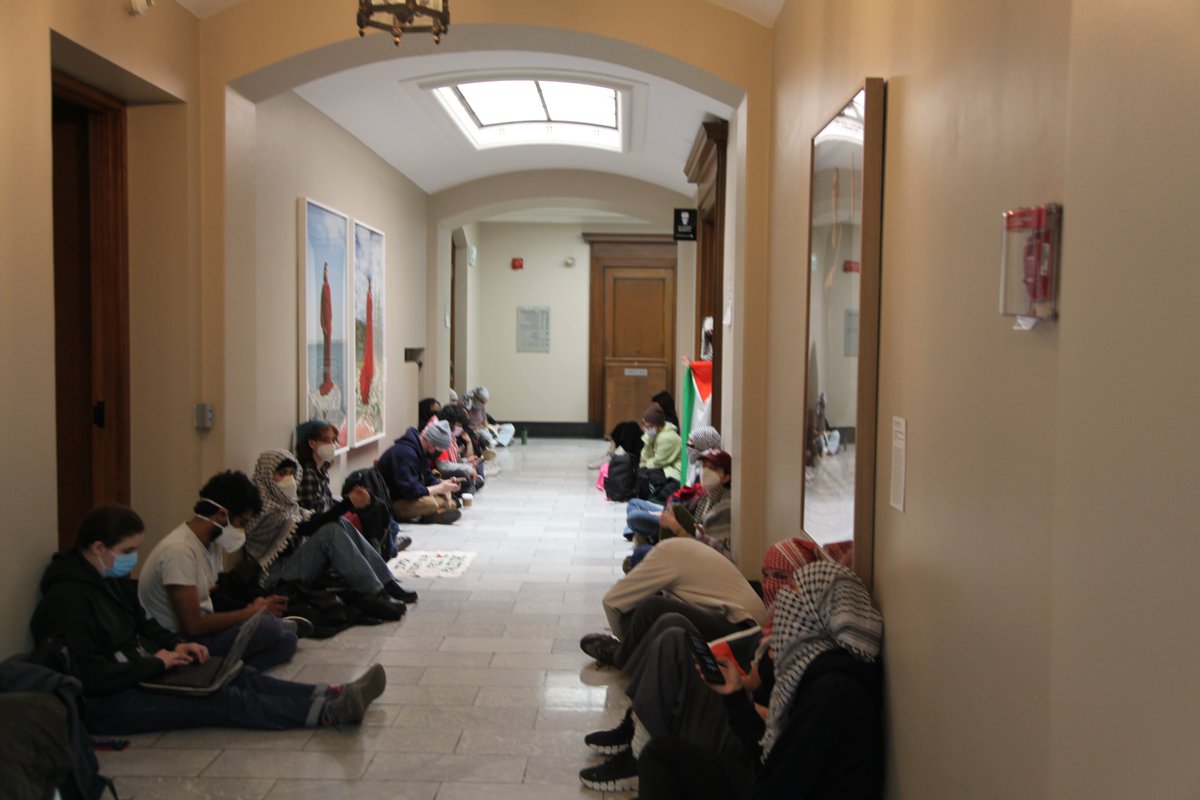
[105,550,138,578]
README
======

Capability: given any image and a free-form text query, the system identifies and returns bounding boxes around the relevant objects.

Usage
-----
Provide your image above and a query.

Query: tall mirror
[801,79,885,588]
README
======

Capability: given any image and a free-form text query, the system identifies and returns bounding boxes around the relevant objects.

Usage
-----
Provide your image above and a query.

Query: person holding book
[623,427,722,542]
[635,559,884,799]
[579,538,820,792]
[29,504,387,735]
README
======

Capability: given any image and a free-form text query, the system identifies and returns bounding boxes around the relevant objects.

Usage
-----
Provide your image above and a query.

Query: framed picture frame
[351,219,385,447]
[297,197,351,454]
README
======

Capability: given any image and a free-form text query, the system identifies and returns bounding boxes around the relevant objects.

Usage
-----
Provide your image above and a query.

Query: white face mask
[276,475,298,501]
[700,467,722,491]
[315,442,336,464]
[644,427,658,439]
[216,525,246,553]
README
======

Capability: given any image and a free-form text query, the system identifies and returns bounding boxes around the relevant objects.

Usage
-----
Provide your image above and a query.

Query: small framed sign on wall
[516,306,550,353]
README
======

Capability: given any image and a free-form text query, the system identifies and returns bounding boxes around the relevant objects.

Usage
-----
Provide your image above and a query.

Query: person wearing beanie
[467,386,517,448]
[636,403,683,502]
[376,420,464,525]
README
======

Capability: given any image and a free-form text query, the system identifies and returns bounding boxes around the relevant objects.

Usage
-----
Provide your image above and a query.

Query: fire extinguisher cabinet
[999,203,1062,327]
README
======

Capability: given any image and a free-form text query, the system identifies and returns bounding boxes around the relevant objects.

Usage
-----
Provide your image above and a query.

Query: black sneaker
[394,535,413,552]
[384,580,419,604]
[579,750,638,792]
[584,708,633,754]
[580,633,621,667]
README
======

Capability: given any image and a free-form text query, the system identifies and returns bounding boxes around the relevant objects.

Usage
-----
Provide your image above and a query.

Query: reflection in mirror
[800,80,884,588]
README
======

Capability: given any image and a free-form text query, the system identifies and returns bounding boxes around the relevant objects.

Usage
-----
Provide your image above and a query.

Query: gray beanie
[473,386,490,403]
[422,419,453,451]
[448,388,458,403]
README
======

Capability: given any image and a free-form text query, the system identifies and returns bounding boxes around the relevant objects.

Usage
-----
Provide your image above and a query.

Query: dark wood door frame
[685,120,728,429]
[584,233,678,431]
[52,70,130,549]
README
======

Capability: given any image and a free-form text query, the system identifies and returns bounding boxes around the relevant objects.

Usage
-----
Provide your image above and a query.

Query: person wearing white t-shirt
[138,471,302,671]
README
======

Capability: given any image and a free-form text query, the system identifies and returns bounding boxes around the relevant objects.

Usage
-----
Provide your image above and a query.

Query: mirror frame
[799,78,885,590]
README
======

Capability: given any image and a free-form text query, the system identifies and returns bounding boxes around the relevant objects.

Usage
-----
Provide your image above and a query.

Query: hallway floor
[100,438,637,800]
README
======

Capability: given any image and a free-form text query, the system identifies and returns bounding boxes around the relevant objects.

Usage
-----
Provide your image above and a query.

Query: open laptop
[139,606,265,695]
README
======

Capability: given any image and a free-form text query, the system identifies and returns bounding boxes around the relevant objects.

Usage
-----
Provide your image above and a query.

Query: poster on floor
[298,197,350,452]
[352,219,385,447]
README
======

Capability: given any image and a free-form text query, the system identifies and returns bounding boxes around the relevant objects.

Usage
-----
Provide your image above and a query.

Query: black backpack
[604,453,637,502]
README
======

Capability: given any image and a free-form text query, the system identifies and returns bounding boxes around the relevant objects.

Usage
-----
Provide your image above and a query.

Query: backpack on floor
[605,453,637,502]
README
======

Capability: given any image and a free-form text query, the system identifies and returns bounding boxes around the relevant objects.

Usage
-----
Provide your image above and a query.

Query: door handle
[92,400,106,429]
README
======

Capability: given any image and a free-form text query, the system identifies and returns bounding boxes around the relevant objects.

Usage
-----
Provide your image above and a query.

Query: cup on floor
[461,493,474,508]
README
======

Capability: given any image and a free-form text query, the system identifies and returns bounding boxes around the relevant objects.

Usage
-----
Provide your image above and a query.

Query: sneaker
[584,708,633,754]
[353,590,406,621]
[344,663,387,707]
[394,535,413,552]
[434,508,462,525]
[579,750,638,792]
[579,632,621,667]
[320,683,366,727]
[282,615,314,638]
[384,580,419,604]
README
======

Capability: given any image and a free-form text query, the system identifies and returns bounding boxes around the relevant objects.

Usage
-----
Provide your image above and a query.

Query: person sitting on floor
[243,449,415,619]
[376,419,464,524]
[30,505,387,734]
[579,534,766,670]
[137,471,306,672]
[294,418,339,514]
[467,386,516,447]
[624,426,722,545]
[628,448,735,571]
[417,397,441,431]
[433,404,486,490]
[578,538,821,792]
[636,404,683,502]
[635,558,884,799]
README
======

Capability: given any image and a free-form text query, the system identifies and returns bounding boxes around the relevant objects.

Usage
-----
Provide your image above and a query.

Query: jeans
[266,519,394,595]
[626,498,664,540]
[192,614,298,672]
[84,667,325,734]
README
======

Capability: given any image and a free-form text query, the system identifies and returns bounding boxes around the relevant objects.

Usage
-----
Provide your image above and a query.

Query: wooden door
[585,235,678,435]
[52,73,131,550]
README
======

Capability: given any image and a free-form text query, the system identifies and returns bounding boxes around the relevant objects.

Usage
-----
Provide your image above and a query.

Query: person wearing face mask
[658,449,733,555]
[636,404,683,503]
[138,471,304,671]
[295,419,339,514]
[434,404,488,489]
[244,449,415,620]
[624,427,722,544]
[30,505,389,734]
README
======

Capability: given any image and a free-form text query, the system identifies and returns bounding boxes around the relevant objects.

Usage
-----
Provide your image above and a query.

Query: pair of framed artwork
[299,197,385,453]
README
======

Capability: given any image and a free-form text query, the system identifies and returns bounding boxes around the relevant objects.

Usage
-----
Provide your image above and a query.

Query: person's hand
[348,485,371,509]
[659,505,683,535]
[697,656,745,695]
[175,642,209,664]
[154,648,192,670]
[250,595,288,617]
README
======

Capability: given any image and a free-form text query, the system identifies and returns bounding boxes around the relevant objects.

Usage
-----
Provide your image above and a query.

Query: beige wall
[240,90,429,489]
[770,0,1199,797]
[0,1,201,653]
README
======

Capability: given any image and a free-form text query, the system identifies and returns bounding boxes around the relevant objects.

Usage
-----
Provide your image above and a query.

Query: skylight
[433,79,622,151]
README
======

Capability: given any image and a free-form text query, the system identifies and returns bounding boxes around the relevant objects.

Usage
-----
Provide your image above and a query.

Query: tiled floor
[100,438,637,800]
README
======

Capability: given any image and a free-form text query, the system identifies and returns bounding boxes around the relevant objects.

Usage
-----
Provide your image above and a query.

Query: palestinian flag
[680,360,713,482]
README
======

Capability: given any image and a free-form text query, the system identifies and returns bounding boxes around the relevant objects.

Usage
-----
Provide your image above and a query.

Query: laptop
[139,607,265,695]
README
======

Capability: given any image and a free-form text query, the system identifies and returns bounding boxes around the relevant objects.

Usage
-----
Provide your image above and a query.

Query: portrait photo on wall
[299,197,350,451]
[352,220,385,447]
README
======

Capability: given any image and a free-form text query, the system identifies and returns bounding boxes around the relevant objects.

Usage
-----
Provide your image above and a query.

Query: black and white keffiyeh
[243,448,309,570]
[761,560,883,759]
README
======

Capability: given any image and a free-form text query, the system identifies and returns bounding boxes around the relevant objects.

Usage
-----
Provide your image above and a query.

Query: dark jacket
[376,427,435,501]
[29,553,181,696]
[722,648,884,799]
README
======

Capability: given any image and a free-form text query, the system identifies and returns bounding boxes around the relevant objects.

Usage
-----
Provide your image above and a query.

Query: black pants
[638,735,753,800]
[614,595,744,669]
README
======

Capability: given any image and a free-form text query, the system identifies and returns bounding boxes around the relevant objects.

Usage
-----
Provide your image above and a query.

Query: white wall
[471,222,593,421]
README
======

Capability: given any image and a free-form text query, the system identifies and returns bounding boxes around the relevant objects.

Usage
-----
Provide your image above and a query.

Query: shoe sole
[579,774,638,792]
[585,741,631,755]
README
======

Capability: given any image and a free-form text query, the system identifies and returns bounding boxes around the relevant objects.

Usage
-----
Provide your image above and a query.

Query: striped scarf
[243,449,306,570]
[761,561,883,760]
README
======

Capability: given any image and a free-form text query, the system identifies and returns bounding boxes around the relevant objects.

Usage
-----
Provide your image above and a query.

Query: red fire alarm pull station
[1000,203,1062,329]
[511,258,524,270]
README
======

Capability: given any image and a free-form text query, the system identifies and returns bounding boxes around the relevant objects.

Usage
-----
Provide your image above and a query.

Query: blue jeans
[84,667,325,734]
[192,614,297,672]
[626,498,664,540]
[266,519,393,595]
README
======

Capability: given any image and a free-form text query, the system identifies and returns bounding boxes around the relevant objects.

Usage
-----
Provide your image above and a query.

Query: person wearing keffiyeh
[634,559,885,799]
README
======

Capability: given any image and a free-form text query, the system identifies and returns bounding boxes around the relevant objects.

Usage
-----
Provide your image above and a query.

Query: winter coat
[376,427,436,501]
[640,421,683,482]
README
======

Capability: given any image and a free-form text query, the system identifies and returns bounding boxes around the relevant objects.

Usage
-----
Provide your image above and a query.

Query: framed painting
[352,219,385,447]
[298,198,350,452]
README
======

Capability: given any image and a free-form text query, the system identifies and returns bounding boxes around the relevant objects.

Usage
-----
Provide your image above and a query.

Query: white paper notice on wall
[890,416,907,512]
